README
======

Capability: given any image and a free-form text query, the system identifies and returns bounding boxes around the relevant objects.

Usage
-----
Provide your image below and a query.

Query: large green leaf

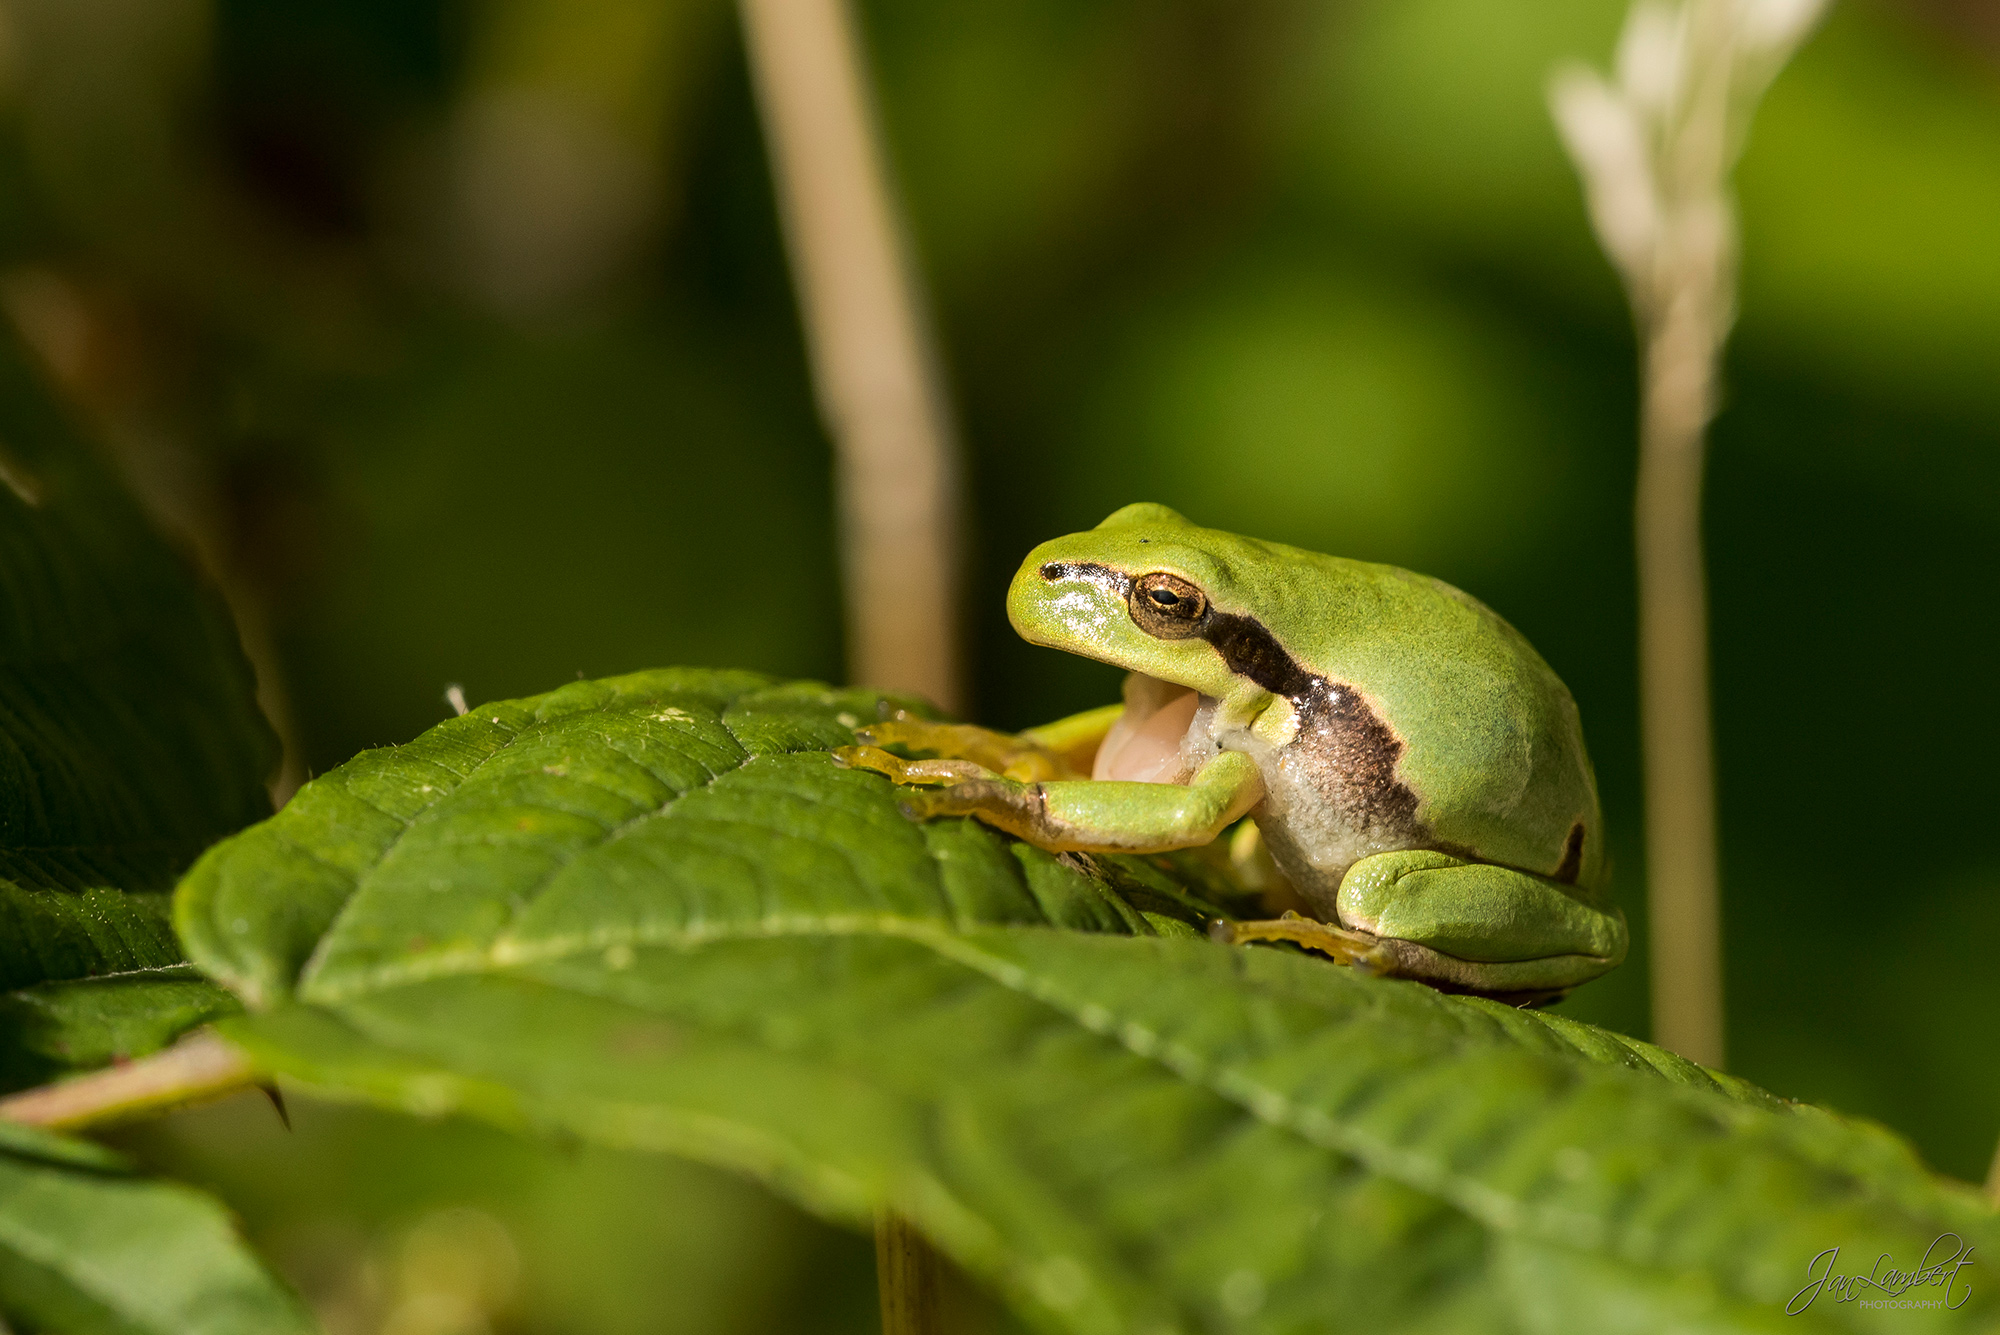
[179,669,1995,1333]
[0,328,276,990]
[0,1121,316,1334]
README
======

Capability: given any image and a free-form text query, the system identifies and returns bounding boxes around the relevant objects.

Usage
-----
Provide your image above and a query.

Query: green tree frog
[836,503,1626,1002]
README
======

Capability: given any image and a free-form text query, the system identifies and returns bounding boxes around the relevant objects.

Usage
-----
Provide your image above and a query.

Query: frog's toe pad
[830,744,900,777]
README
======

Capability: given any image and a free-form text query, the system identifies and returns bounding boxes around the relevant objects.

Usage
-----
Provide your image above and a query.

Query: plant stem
[1555,0,1825,1072]
[1633,0,1742,1073]
[737,0,963,715]
[875,1211,942,1335]
[1637,290,1726,1071]
[731,0,972,1225]
[0,1030,260,1131]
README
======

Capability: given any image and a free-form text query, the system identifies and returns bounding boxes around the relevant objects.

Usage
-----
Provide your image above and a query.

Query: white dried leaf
[1734,0,1827,59]
[1616,0,1686,119]
[1549,68,1660,284]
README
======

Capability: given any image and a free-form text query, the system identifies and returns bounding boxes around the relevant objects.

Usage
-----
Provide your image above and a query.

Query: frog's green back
[1263,544,1602,889]
[1046,505,1605,891]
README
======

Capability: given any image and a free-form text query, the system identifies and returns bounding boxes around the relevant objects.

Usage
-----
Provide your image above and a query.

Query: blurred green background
[3,0,1994,1328]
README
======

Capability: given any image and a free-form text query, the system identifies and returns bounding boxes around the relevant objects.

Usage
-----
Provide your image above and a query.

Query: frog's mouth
[1091,673,1202,784]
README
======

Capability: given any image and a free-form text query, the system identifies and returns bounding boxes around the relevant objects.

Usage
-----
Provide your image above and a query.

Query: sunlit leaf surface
[181,669,1995,1334]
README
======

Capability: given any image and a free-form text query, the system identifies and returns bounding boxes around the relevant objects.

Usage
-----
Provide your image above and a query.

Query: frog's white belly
[1182,693,1426,919]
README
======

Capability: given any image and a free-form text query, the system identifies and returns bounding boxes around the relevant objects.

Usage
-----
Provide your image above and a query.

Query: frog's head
[1008,502,1293,704]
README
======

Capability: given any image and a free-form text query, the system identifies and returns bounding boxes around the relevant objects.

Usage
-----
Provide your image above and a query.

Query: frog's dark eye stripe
[1202,611,1318,699]
[1042,561,1319,698]
[1039,559,1322,701]
[1038,561,1131,594]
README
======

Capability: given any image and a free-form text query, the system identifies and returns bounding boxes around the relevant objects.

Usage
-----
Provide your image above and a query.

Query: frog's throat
[1119,671,1193,730]
[1096,672,1203,784]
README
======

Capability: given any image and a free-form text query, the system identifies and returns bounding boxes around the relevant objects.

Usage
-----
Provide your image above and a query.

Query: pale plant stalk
[0,1030,259,1130]
[1552,0,1824,1069]
[737,0,962,715]
[737,0,960,1314]
[1635,290,1725,1069]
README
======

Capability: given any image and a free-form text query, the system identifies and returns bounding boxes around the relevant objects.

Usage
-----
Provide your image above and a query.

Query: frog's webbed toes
[848,722,910,751]
[1210,912,1398,972]
[850,718,1076,783]
[850,718,951,748]
[833,744,1001,788]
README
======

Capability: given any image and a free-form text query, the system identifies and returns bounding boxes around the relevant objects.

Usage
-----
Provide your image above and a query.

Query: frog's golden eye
[1129,572,1207,639]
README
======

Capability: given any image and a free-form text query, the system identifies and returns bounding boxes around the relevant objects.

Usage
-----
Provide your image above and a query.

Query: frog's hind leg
[1214,849,1629,1001]
[1334,850,1628,977]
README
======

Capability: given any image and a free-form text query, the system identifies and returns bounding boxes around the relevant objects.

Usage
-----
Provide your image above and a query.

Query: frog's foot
[835,744,1050,838]
[830,744,1001,787]
[1209,912,1399,972]
[852,716,1082,782]
[892,777,1054,844]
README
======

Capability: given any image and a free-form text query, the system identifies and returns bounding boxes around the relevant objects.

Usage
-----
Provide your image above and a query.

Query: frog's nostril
[1039,562,1063,581]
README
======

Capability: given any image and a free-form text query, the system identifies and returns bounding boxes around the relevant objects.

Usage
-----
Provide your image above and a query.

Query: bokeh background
[3,0,1994,1329]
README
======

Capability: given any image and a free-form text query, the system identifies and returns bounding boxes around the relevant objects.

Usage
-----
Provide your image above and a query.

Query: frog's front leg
[855,749,1264,854]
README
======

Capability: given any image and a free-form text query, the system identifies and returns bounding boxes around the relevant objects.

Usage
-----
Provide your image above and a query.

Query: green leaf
[0,964,242,1092]
[0,327,276,990]
[181,669,1996,1333]
[0,1127,316,1334]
